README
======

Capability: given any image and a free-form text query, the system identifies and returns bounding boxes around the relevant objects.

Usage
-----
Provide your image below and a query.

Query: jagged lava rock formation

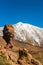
[18,48,42,65]
[3,24,14,48]
[0,47,42,65]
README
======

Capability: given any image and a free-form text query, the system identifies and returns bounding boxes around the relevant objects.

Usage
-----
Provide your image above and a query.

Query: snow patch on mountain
[0,27,3,36]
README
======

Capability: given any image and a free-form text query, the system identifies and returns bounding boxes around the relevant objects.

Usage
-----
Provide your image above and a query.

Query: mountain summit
[13,22,43,47]
[0,22,43,47]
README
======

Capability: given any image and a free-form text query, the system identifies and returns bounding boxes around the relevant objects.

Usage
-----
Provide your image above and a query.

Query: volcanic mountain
[0,22,43,47]
[0,23,43,65]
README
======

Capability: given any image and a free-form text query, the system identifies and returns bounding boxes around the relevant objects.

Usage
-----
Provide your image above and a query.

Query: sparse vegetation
[0,56,11,65]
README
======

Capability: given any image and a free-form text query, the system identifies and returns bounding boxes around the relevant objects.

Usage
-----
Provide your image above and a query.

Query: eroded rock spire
[3,24,14,48]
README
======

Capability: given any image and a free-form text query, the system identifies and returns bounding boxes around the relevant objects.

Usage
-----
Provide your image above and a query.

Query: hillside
[0,36,43,65]
[0,23,43,65]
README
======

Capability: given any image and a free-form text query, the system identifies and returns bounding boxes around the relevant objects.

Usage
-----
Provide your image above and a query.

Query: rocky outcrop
[3,24,14,48]
[18,48,42,65]
[0,47,42,65]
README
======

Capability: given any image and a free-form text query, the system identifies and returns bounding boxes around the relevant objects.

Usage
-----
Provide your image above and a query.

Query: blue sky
[0,0,43,27]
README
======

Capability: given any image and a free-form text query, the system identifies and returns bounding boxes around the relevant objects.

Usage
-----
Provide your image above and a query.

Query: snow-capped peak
[13,22,43,46]
[0,22,43,47]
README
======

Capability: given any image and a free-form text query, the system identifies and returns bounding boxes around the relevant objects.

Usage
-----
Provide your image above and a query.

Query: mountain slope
[13,22,43,47]
[0,36,43,65]
[0,22,43,46]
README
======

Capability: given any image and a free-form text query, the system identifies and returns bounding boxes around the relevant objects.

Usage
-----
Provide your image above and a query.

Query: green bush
[0,56,11,65]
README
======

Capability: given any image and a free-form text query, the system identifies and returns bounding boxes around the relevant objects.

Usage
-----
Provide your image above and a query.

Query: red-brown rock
[3,24,14,48]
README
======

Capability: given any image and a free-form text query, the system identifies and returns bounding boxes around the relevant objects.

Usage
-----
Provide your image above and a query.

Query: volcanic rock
[18,48,42,65]
[3,24,14,48]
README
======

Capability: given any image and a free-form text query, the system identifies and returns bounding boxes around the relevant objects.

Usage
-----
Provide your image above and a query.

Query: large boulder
[3,24,14,48]
[18,48,42,65]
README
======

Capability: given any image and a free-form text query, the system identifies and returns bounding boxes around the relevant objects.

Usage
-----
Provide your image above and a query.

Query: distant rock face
[3,24,14,48]
[18,48,42,65]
